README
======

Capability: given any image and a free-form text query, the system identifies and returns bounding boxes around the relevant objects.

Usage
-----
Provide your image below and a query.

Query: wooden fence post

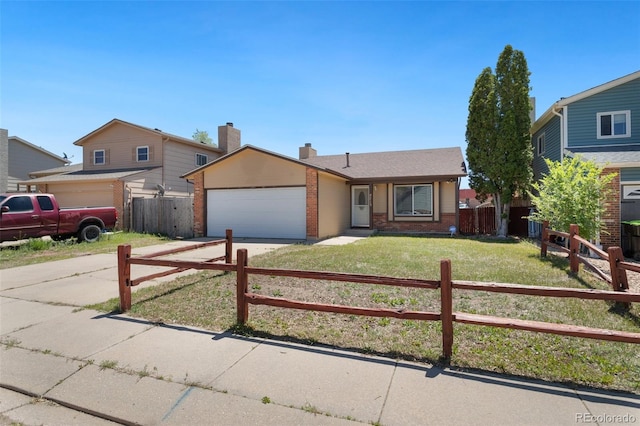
[607,246,631,310]
[569,224,580,274]
[541,220,549,257]
[225,229,233,264]
[236,248,249,324]
[118,244,132,312]
[440,259,454,360]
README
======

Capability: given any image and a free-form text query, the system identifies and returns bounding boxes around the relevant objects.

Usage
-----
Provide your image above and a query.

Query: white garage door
[207,187,306,239]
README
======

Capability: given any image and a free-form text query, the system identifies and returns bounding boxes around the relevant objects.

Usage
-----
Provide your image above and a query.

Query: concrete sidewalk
[1,238,639,425]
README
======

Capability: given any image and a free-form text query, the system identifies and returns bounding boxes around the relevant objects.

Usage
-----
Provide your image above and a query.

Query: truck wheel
[79,224,101,243]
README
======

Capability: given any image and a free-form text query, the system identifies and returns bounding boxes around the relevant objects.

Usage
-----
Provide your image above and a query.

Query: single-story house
[182,143,467,240]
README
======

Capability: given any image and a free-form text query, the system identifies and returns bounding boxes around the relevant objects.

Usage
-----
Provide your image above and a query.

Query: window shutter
[105,149,110,165]
[149,146,154,161]
[132,148,136,162]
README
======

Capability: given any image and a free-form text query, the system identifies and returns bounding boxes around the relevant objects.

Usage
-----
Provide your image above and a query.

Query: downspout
[551,105,567,163]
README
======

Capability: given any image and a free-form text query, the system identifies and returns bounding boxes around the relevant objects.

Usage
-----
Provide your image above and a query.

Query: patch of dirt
[582,255,640,293]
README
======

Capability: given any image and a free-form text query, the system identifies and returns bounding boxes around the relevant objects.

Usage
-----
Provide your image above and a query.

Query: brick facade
[192,172,205,238]
[373,213,456,234]
[601,167,620,249]
[306,168,318,239]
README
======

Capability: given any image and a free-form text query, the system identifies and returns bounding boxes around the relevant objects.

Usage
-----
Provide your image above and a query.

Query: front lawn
[88,236,640,393]
[0,232,169,269]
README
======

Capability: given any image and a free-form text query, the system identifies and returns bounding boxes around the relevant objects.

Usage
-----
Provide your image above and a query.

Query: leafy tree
[465,45,533,237]
[528,157,616,242]
[193,129,214,145]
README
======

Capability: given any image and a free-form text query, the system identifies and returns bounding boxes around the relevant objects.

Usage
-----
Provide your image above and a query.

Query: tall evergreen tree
[465,45,532,237]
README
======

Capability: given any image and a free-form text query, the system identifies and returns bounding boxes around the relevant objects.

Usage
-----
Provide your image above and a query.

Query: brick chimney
[299,143,317,160]
[218,122,241,154]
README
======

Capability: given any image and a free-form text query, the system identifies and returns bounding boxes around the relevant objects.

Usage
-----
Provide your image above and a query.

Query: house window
[597,110,631,139]
[537,133,545,156]
[137,146,149,162]
[196,153,208,166]
[394,184,433,216]
[93,150,105,165]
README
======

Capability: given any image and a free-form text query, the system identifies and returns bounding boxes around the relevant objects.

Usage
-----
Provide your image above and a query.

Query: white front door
[351,185,370,227]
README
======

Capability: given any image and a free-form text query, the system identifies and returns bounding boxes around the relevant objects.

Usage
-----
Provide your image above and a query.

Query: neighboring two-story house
[20,119,238,229]
[531,70,640,248]
[0,129,70,193]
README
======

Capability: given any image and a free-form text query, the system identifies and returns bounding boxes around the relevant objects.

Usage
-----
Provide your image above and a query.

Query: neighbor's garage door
[46,183,112,208]
[207,187,306,239]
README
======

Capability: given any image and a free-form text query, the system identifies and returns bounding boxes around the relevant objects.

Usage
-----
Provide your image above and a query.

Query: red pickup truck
[0,193,118,243]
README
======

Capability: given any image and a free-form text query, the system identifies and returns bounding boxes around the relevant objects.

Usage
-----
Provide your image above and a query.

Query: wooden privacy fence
[118,230,234,311]
[132,197,194,239]
[116,235,640,360]
[459,206,531,237]
[540,221,634,309]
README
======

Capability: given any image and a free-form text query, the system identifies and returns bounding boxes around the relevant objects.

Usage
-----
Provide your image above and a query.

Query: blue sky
[2,1,639,188]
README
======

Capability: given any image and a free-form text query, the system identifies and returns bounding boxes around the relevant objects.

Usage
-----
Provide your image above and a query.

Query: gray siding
[7,138,68,192]
[621,167,640,182]
[567,77,640,148]
[532,114,561,180]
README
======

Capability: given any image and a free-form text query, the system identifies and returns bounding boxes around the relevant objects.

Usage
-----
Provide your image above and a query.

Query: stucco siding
[81,125,163,171]
[440,181,457,214]
[372,183,388,213]
[317,172,349,238]
[203,149,306,189]
[567,77,640,148]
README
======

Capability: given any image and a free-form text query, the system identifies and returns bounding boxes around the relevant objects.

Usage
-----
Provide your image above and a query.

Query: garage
[46,182,113,208]
[207,187,306,239]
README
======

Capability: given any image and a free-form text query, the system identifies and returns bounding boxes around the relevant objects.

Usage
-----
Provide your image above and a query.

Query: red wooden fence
[459,206,531,236]
[116,231,640,360]
[540,221,631,309]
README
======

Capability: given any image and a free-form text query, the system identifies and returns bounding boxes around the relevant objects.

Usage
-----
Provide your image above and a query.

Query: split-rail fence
[117,228,640,359]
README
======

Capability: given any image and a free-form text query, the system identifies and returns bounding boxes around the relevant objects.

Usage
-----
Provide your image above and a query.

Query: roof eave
[348,174,466,184]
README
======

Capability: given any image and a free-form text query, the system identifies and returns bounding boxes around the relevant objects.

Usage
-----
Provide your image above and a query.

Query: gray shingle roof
[19,167,157,184]
[303,147,467,182]
[567,145,640,167]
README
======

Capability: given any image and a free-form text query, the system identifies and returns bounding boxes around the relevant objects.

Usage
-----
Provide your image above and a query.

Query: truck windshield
[0,196,6,204]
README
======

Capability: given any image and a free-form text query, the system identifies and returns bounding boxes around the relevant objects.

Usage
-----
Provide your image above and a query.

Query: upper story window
[537,133,545,156]
[137,146,149,162]
[394,184,433,216]
[196,153,208,166]
[93,149,105,165]
[597,110,631,139]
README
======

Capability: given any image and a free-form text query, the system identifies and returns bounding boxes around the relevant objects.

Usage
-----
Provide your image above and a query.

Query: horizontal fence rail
[118,229,233,311]
[116,230,640,360]
[540,221,631,308]
[233,249,640,358]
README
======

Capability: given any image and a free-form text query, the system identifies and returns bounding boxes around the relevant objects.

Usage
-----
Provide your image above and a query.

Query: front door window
[352,186,370,227]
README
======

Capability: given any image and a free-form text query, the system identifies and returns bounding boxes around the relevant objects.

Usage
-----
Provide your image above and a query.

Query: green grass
[87,235,640,393]
[0,232,170,269]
